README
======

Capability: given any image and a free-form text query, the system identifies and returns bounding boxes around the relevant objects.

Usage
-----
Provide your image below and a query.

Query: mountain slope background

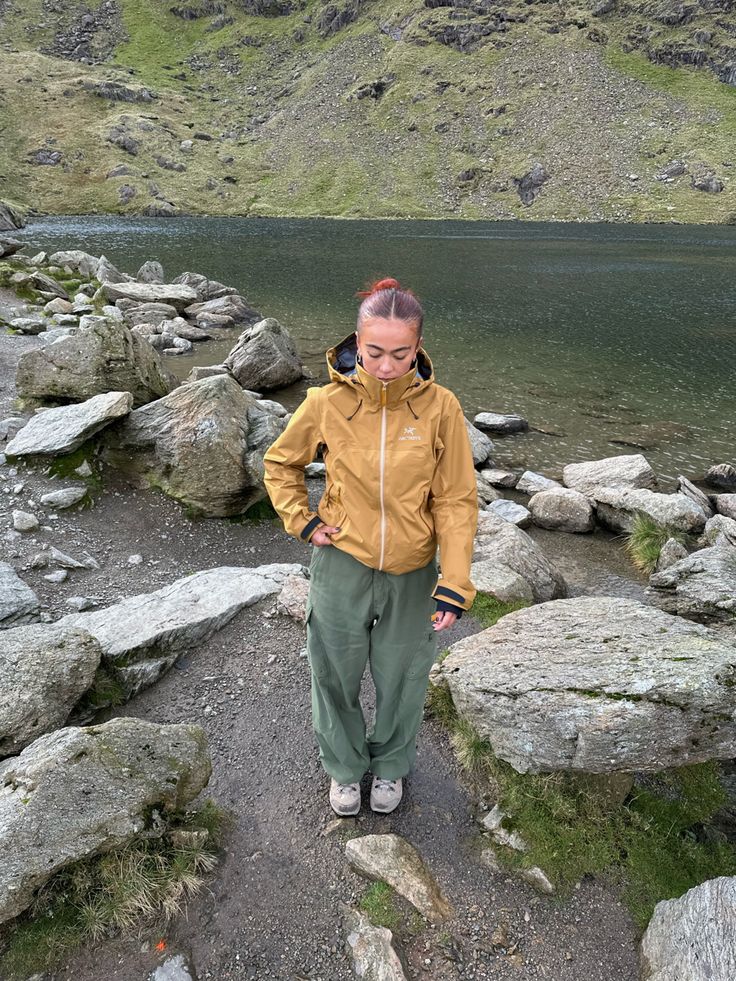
[0,0,735,221]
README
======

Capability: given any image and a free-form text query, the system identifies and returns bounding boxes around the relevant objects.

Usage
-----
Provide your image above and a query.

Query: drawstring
[407,401,419,420]
[346,399,363,421]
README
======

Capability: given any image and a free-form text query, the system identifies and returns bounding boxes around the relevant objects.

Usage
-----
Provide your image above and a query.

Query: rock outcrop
[441,596,736,774]
[648,542,736,622]
[0,718,211,926]
[224,318,304,392]
[5,390,133,458]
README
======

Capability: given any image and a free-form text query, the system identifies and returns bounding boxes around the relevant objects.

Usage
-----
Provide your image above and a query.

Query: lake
[16,216,736,484]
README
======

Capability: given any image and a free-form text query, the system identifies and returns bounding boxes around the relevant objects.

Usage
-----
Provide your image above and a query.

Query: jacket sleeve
[263,387,325,542]
[429,394,478,612]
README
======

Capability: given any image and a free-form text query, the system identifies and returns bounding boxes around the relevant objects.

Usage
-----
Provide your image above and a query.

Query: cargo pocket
[304,598,330,681]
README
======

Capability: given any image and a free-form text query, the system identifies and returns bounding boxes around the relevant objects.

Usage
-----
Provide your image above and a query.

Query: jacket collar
[326,332,434,407]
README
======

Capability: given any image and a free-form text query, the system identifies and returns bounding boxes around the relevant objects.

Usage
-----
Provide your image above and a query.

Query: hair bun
[355,277,404,299]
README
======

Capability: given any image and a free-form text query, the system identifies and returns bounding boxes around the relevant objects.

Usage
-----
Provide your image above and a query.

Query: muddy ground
[0,328,646,981]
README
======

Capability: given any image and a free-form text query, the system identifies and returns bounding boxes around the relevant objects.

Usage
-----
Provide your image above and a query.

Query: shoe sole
[370,798,402,814]
[330,801,360,816]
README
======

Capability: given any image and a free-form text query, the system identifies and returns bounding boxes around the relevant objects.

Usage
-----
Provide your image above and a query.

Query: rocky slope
[0,0,734,221]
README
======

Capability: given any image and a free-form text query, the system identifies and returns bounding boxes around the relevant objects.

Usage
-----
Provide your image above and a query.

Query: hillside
[0,0,735,221]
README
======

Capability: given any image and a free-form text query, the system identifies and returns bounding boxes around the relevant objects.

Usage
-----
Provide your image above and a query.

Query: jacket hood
[326,332,434,406]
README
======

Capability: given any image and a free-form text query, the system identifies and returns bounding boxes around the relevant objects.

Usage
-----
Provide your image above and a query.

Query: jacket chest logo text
[399,426,422,442]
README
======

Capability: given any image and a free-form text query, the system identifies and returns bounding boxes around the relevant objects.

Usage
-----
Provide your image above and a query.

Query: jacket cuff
[432,581,473,612]
[300,514,323,541]
[435,600,463,620]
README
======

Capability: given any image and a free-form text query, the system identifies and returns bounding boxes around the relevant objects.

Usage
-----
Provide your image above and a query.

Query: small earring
[356,352,363,366]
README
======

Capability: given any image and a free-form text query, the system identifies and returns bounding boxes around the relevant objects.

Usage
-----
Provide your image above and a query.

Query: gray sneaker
[370,776,403,814]
[330,779,361,816]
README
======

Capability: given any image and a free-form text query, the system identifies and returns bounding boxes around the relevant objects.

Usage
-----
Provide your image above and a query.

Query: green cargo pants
[306,544,438,785]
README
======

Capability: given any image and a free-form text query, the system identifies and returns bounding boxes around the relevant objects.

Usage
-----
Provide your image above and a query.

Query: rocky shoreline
[1,237,735,980]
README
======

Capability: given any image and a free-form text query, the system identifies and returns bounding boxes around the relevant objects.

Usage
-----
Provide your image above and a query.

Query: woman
[264,278,477,816]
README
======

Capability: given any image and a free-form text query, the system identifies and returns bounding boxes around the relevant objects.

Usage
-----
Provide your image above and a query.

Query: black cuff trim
[301,515,322,541]
[436,600,463,620]
[435,585,466,605]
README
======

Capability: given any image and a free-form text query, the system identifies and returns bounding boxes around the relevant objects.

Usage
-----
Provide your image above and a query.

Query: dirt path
[0,331,644,981]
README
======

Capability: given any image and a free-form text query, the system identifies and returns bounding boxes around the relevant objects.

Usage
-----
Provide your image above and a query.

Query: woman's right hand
[312,525,341,547]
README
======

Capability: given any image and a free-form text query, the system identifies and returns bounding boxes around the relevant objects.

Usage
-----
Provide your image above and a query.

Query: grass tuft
[358,881,401,931]
[428,676,736,927]
[0,800,227,979]
[623,512,690,574]
[470,594,529,629]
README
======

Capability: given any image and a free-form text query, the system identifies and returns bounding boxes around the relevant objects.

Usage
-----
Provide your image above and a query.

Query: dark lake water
[16,216,736,484]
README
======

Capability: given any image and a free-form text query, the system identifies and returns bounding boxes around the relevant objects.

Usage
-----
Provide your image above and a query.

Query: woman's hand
[312,525,341,547]
[432,611,457,632]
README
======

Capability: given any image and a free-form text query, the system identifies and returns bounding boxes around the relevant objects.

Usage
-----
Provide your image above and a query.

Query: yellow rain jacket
[263,333,478,612]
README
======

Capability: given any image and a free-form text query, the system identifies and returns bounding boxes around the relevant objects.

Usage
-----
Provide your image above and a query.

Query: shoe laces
[335,782,359,796]
[374,777,397,792]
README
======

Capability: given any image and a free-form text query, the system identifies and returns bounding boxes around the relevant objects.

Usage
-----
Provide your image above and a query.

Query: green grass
[115,0,210,87]
[73,666,128,718]
[470,594,530,629]
[623,512,690,574]
[358,881,401,931]
[426,679,736,927]
[0,801,227,980]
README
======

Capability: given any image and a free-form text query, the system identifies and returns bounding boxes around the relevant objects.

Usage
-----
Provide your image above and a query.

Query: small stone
[65,596,101,611]
[44,569,68,583]
[128,553,144,565]
[520,866,555,894]
[40,487,87,509]
[12,510,39,532]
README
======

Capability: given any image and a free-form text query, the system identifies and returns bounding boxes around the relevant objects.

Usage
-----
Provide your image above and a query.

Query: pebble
[12,509,39,532]
[128,553,144,565]
[40,486,87,509]
[44,569,68,583]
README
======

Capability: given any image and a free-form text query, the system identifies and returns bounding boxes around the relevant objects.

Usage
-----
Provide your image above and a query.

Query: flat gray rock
[0,562,40,627]
[648,542,736,622]
[441,596,736,774]
[473,509,566,603]
[61,562,304,697]
[516,470,561,495]
[345,833,453,923]
[5,392,132,457]
[702,514,736,548]
[528,487,595,533]
[641,876,736,981]
[48,249,101,279]
[150,954,194,981]
[11,510,38,532]
[476,470,502,505]
[677,475,715,519]
[479,467,518,488]
[486,498,531,528]
[0,718,211,926]
[473,411,528,434]
[0,623,101,757]
[563,453,657,496]
[593,487,706,534]
[184,293,261,326]
[102,281,197,310]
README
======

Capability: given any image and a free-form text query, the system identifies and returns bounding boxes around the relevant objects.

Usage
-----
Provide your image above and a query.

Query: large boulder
[562,453,657,496]
[184,293,261,326]
[528,487,595,533]
[5,391,133,458]
[472,509,567,603]
[701,514,736,548]
[593,488,706,534]
[716,494,736,520]
[61,563,304,697]
[15,319,176,407]
[473,412,528,435]
[0,624,101,758]
[0,563,39,628]
[103,374,285,515]
[441,597,736,774]
[0,718,211,926]
[0,237,22,258]
[706,463,736,491]
[48,249,101,279]
[224,318,304,392]
[648,542,736,622]
[641,877,736,981]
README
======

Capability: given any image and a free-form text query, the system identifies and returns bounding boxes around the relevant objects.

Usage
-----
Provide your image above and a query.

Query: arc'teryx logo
[399,426,422,442]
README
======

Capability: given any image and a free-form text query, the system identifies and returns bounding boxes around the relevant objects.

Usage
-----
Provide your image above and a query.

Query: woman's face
[356,316,422,383]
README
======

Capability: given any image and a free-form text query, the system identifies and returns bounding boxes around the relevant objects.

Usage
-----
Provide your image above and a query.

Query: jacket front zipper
[379,383,387,570]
